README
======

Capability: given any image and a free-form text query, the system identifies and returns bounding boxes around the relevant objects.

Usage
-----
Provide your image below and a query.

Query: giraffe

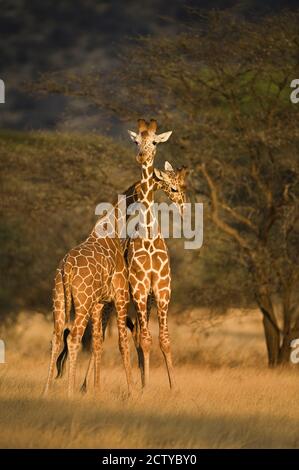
[43,188,133,397]
[80,161,188,392]
[127,118,186,389]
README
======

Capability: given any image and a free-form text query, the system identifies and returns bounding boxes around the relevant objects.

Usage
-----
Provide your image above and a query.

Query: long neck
[140,162,154,205]
[88,177,163,243]
[139,161,155,238]
[89,182,140,241]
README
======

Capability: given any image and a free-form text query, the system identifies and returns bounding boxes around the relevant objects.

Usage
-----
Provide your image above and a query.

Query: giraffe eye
[171,188,178,192]
[153,141,157,145]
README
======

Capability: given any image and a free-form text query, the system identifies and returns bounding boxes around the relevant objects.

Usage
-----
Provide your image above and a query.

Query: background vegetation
[1,6,299,367]
[1,1,299,450]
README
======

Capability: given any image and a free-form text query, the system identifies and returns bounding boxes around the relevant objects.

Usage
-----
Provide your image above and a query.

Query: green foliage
[0,130,137,314]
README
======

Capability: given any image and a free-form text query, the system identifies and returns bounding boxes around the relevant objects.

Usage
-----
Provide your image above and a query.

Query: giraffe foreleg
[131,294,152,386]
[133,296,152,388]
[132,316,144,380]
[156,294,175,389]
[114,292,132,395]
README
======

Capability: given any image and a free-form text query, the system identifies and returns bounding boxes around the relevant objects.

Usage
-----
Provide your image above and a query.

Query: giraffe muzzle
[136,152,150,164]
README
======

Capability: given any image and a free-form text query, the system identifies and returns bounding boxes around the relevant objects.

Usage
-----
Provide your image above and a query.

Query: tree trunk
[262,314,280,367]
[256,287,280,367]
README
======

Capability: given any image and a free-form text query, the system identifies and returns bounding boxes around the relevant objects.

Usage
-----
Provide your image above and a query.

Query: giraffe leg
[134,295,152,388]
[81,353,94,394]
[115,295,132,395]
[146,294,153,323]
[91,303,104,393]
[81,303,113,393]
[132,294,152,386]
[102,302,114,339]
[43,268,65,395]
[156,295,175,389]
[132,316,144,382]
[67,310,89,398]
[43,327,63,395]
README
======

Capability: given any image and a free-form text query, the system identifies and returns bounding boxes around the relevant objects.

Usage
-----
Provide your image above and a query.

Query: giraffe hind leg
[43,269,66,395]
[80,354,94,394]
[81,305,136,394]
[67,308,89,398]
[80,302,112,394]
[43,328,64,395]
[56,264,73,379]
[91,304,104,393]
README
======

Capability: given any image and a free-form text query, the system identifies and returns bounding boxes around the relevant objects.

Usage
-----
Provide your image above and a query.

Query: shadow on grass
[0,395,298,448]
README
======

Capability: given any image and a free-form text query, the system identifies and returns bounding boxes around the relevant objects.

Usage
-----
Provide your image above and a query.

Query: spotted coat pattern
[127,119,187,388]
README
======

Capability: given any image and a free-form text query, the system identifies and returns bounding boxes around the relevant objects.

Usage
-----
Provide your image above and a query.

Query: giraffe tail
[126,316,134,332]
[56,328,70,378]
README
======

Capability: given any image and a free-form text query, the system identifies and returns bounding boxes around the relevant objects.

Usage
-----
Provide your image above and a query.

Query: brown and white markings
[127,119,187,389]
[44,188,133,397]
[81,162,188,392]
[45,119,188,397]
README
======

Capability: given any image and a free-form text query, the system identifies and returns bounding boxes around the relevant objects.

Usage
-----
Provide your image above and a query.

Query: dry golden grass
[0,310,299,449]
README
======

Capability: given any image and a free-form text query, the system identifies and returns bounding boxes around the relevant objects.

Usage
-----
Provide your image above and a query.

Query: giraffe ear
[153,168,164,180]
[155,131,172,143]
[164,161,174,172]
[128,130,137,142]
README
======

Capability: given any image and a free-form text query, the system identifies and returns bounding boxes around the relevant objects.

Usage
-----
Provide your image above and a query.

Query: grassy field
[0,310,299,449]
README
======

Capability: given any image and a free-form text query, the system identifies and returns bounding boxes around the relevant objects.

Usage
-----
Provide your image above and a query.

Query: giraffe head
[128,119,172,165]
[153,161,188,217]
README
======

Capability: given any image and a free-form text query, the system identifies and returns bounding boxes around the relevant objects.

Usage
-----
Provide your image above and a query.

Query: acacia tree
[34,10,299,365]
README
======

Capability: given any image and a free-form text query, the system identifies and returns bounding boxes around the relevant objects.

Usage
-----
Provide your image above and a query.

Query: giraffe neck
[88,176,162,243]
[139,161,156,238]
[89,182,140,241]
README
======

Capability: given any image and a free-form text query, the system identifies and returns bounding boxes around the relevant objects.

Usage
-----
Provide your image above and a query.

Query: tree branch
[198,163,251,251]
